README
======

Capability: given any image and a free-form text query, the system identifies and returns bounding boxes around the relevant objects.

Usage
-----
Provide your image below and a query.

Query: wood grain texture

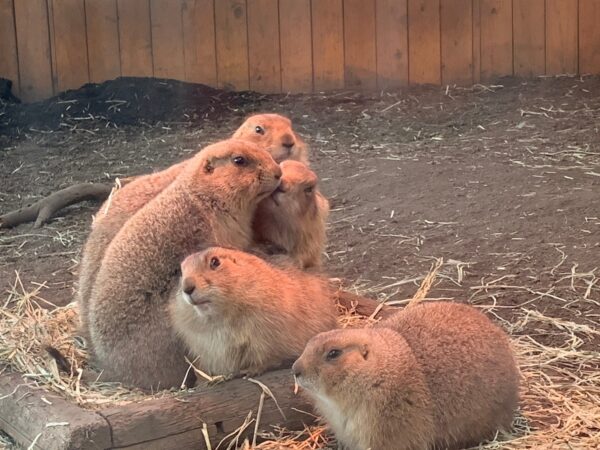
[513,0,545,76]
[545,0,578,75]
[311,0,344,91]
[182,0,217,85]
[0,0,19,94]
[0,371,111,450]
[13,0,54,101]
[344,0,377,90]
[102,370,311,448]
[480,0,512,79]
[85,0,121,82]
[247,0,281,93]
[440,0,473,85]
[408,0,441,85]
[579,0,600,74]
[472,0,481,82]
[117,0,153,77]
[150,0,185,80]
[279,0,312,93]
[215,0,249,90]
[376,0,409,88]
[51,0,90,92]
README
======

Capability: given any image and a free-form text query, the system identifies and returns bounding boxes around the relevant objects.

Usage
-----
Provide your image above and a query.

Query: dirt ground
[1,76,599,447]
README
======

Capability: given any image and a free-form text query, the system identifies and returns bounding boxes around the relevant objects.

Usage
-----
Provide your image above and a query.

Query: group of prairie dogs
[78,113,519,450]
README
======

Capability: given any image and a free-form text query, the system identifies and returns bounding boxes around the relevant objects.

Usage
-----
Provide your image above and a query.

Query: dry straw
[1,260,599,449]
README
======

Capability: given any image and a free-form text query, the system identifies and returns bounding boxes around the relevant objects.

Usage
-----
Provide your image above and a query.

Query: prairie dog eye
[232,156,247,166]
[325,349,342,361]
[304,186,314,194]
[255,125,265,135]
[209,257,220,270]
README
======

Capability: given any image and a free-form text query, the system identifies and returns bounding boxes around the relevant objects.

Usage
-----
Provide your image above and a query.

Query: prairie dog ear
[203,159,214,174]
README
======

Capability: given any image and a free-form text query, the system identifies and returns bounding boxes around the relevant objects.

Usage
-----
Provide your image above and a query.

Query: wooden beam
[545,0,578,75]
[0,372,112,450]
[376,0,409,89]
[311,0,344,91]
[13,0,54,101]
[344,0,377,90]
[0,0,19,95]
[408,0,441,85]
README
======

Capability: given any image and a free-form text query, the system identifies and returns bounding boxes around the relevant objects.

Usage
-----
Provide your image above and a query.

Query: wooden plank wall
[1,0,599,102]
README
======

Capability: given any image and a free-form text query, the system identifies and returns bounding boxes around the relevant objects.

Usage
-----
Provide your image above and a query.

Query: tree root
[0,183,113,229]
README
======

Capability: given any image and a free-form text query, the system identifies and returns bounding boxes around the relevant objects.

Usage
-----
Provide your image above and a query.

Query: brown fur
[170,247,338,377]
[293,302,520,450]
[86,139,281,389]
[232,113,308,164]
[78,113,305,334]
[253,160,329,269]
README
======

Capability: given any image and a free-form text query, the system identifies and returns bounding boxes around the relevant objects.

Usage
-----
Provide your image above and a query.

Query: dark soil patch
[1,75,599,352]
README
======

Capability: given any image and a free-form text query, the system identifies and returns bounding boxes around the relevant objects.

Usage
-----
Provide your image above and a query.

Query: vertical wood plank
[51,0,90,92]
[344,0,377,90]
[215,0,249,91]
[14,0,54,101]
[480,0,512,80]
[408,0,441,85]
[513,0,545,76]
[247,0,281,93]
[85,0,121,83]
[376,0,408,89]
[311,0,344,91]
[579,0,600,74]
[117,0,153,77]
[473,0,481,82]
[440,0,473,85]
[182,0,217,86]
[279,0,312,92]
[150,0,185,80]
[545,0,578,75]
[0,0,19,94]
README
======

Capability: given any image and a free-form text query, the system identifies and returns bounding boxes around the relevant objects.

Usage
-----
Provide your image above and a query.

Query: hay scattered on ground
[0,272,160,407]
[1,262,599,449]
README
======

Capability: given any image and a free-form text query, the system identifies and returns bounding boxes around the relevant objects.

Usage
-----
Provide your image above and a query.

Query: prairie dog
[78,113,304,334]
[87,139,282,389]
[170,247,338,377]
[253,160,329,268]
[293,302,520,450]
[232,113,308,164]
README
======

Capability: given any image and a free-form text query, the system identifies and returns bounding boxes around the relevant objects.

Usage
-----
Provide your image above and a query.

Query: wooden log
[0,372,111,450]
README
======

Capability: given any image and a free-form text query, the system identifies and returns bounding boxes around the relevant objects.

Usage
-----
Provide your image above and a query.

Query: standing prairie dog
[293,302,520,450]
[253,160,329,268]
[87,140,282,389]
[170,247,338,377]
[78,113,305,335]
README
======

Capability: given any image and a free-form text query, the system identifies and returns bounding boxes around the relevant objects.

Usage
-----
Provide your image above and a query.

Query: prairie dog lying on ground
[293,302,520,450]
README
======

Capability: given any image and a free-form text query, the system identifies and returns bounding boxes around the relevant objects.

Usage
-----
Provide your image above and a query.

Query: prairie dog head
[232,113,308,165]
[254,160,329,268]
[177,247,272,322]
[271,160,328,217]
[187,139,282,205]
[293,329,376,399]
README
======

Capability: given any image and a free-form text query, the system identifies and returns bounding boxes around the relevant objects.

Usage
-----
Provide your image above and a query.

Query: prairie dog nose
[292,360,303,378]
[182,277,195,296]
[281,134,295,148]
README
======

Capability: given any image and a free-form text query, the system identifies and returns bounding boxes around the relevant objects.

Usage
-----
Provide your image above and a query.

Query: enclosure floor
[1,76,599,447]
